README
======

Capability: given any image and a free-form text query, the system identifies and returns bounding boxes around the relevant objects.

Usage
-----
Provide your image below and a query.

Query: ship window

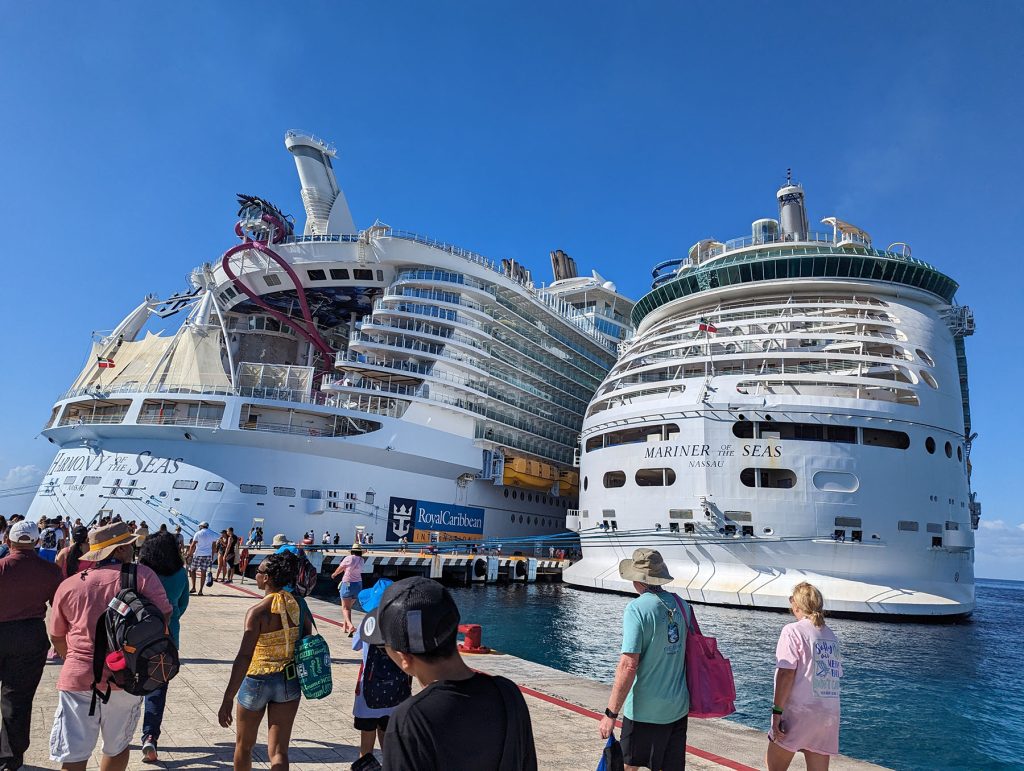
[862,428,910,449]
[273,487,296,497]
[602,509,616,518]
[920,370,938,389]
[957,446,963,462]
[354,269,373,281]
[916,349,935,366]
[330,268,349,280]
[945,521,960,531]
[725,511,752,522]
[224,287,237,298]
[669,509,693,520]
[205,481,224,491]
[925,436,936,454]
[376,270,384,281]
[503,488,509,498]
[835,516,862,528]
[585,436,603,452]
[592,423,679,450]
[812,471,859,492]
[742,526,754,537]
[944,441,953,458]
[64,476,76,485]
[172,480,198,490]
[306,269,327,281]
[732,421,755,439]
[583,477,589,491]
[263,274,283,287]
[898,520,919,532]
[740,468,797,489]
[82,476,101,485]
[300,489,322,499]
[932,536,943,547]
[240,484,267,495]
[603,471,626,488]
[635,468,676,486]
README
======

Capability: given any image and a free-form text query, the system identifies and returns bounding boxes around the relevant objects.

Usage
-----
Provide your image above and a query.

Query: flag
[698,318,718,334]
[97,357,115,369]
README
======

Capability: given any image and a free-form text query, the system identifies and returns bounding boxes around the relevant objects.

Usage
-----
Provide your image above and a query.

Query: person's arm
[771,667,797,736]
[771,625,801,737]
[219,603,263,727]
[599,652,639,738]
[55,547,68,570]
[331,556,349,580]
[187,540,196,560]
[49,587,69,657]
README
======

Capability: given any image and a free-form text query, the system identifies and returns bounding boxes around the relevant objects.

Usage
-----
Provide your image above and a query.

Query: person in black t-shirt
[359,577,537,771]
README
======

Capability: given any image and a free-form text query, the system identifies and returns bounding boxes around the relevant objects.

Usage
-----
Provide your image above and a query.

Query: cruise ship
[28,131,633,546]
[564,176,979,618]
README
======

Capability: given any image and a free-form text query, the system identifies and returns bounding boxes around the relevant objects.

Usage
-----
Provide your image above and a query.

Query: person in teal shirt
[599,548,691,771]
[137,530,190,763]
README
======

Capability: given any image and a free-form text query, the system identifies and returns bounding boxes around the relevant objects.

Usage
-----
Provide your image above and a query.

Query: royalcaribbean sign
[386,497,485,543]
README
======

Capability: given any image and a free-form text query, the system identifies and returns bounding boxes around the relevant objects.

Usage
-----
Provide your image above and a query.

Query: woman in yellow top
[219,551,312,771]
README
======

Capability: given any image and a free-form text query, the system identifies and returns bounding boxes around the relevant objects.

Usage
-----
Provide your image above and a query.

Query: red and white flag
[698,318,718,334]
[96,357,115,369]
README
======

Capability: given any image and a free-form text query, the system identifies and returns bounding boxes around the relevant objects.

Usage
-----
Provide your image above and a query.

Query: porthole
[528,493,533,503]
[503,488,509,498]
[519,515,524,523]
[510,514,515,522]
[512,491,518,500]
[925,437,936,454]
[583,476,589,491]
[916,348,935,366]
[920,370,938,389]
[957,446,963,462]
[603,471,627,488]
[762,527,774,535]
[944,441,953,458]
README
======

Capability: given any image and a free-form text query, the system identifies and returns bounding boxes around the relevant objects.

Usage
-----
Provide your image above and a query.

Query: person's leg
[189,567,197,592]
[766,738,796,771]
[341,598,355,633]
[0,619,49,765]
[198,567,206,595]
[233,703,265,771]
[358,729,376,756]
[265,699,300,771]
[801,750,831,771]
[97,689,141,771]
[141,682,167,759]
[375,723,386,752]
[661,715,688,771]
[98,747,130,771]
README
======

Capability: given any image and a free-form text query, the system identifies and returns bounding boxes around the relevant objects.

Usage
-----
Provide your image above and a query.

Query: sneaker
[142,736,158,763]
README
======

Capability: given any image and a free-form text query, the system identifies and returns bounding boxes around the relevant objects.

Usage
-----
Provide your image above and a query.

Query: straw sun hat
[618,548,673,586]
[80,522,143,562]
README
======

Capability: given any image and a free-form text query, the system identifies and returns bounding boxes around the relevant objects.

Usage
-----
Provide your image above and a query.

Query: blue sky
[1,2,1021,578]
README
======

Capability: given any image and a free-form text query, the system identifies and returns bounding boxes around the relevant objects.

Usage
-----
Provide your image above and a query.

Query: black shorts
[353,715,390,731]
[621,714,688,771]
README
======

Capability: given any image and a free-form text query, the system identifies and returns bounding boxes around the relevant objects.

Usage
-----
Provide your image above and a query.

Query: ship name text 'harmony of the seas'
[564,174,980,618]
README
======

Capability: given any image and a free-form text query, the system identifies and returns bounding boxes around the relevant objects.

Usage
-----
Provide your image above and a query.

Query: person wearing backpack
[219,551,312,771]
[137,532,190,764]
[598,549,690,771]
[47,522,172,771]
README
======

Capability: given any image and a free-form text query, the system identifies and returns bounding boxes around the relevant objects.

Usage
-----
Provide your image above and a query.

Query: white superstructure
[565,177,979,618]
[28,131,633,547]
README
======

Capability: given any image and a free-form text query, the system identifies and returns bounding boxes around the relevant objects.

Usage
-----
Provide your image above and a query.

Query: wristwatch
[604,708,619,719]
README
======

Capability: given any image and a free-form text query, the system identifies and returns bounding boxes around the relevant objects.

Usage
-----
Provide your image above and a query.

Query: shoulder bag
[674,595,735,718]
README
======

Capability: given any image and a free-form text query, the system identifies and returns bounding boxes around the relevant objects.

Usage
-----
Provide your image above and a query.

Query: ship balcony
[57,401,131,427]
[942,524,974,551]
[137,415,222,429]
[372,298,489,334]
[392,270,496,302]
[383,287,491,319]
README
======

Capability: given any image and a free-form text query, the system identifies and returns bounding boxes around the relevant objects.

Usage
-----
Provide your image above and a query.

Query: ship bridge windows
[603,471,627,488]
[331,268,349,280]
[862,427,911,449]
[240,484,267,495]
[635,468,676,486]
[274,487,296,497]
[898,520,919,532]
[205,481,224,491]
[740,468,797,489]
[172,480,198,490]
[586,423,680,452]
[263,274,283,287]
[307,269,327,281]
[353,269,374,281]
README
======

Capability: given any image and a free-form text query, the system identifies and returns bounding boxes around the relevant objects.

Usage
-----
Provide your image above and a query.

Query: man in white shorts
[47,522,171,771]
[186,521,219,596]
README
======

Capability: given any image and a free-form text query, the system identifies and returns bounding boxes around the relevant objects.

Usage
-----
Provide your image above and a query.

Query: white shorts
[49,689,142,763]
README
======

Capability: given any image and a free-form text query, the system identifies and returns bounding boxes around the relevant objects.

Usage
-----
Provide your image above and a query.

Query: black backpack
[293,553,319,597]
[360,643,412,709]
[90,563,180,714]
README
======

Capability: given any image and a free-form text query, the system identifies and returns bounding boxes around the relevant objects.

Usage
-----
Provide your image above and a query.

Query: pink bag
[675,596,736,718]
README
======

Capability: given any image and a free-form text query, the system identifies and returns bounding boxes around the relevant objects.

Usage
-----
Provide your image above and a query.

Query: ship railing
[372,298,489,333]
[239,420,365,439]
[137,415,223,428]
[57,382,333,409]
[472,425,572,466]
[393,269,496,295]
[384,287,488,314]
[57,413,128,427]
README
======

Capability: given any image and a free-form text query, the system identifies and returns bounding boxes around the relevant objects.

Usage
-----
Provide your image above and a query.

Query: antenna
[786,168,792,185]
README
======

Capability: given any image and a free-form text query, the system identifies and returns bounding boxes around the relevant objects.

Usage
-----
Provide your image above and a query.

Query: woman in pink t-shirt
[331,544,365,635]
[767,581,843,771]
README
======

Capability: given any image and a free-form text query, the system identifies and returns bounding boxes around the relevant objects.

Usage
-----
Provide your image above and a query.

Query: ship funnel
[550,249,578,282]
[776,170,808,242]
[285,130,356,235]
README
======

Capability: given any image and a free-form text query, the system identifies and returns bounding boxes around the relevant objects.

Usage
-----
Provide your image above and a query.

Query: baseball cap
[8,520,40,544]
[198,521,210,529]
[359,577,460,654]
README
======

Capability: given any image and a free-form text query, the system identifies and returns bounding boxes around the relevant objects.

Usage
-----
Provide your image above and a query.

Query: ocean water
[436,578,1024,771]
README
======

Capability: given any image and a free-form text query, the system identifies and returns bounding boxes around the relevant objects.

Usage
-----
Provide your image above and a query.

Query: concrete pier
[22,582,887,770]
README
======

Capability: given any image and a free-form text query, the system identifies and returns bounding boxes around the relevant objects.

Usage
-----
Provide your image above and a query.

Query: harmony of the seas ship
[29,131,633,546]
[565,175,980,617]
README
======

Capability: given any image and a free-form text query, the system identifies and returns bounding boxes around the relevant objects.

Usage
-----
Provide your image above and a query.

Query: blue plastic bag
[596,734,624,771]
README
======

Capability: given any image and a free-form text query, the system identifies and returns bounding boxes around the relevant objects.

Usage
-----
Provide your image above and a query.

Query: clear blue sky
[1,2,1021,578]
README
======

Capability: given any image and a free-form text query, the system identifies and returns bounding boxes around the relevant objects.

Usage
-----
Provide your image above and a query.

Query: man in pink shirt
[48,523,172,771]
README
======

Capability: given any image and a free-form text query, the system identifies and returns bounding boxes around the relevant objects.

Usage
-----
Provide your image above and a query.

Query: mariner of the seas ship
[565,176,980,618]
[28,131,633,546]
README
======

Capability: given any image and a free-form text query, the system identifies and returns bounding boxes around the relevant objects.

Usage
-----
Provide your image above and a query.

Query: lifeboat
[558,469,579,496]
[502,456,558,491]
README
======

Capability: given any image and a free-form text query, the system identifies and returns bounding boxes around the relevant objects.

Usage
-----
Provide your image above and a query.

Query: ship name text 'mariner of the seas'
[29,131,633,547]
[564,175,980,618]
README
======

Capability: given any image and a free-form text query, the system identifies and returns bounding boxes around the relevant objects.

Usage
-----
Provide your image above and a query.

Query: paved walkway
[21,581,886,770]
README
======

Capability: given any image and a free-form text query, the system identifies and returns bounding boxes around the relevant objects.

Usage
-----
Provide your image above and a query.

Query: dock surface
[22,581,887,770]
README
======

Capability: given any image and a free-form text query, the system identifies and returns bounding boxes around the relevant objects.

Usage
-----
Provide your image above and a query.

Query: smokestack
[776,169,808,242]
[550,249,578,282]
[284,130,356,235]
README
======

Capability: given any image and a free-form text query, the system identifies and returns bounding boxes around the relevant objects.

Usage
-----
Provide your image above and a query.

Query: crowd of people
[1,510,843,771]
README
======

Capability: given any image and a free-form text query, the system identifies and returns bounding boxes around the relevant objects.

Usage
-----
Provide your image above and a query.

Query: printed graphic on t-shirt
[812,638,842,699]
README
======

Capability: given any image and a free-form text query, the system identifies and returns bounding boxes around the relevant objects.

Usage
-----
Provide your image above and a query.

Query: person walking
[598,548,690,771]
[359,577,536,770]
[0,521,62,771]
[137,532,191,764]
[331,544,365,636]
[766,582,843,771]
[224,528,239,584]
[218,551,311,771]
[47,522,171,771]
[215,530,229,583]
[187,522,219,595]
[55,525,90,579]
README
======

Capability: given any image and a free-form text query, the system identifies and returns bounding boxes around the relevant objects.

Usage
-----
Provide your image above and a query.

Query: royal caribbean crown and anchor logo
[387,497,486,543]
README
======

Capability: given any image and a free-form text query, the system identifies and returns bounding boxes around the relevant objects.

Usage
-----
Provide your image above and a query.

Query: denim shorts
[340,581,363,600]
[237,669,300,711]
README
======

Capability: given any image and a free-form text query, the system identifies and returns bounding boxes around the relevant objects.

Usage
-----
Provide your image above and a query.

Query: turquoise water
[436,579,1024,771]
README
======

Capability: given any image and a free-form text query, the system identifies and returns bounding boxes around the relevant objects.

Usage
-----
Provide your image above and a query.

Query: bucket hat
[357,577,393,612]
[618,548,673,585]
[80,522,142,561]
[351,543,364,554]
[271,533,290,548]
